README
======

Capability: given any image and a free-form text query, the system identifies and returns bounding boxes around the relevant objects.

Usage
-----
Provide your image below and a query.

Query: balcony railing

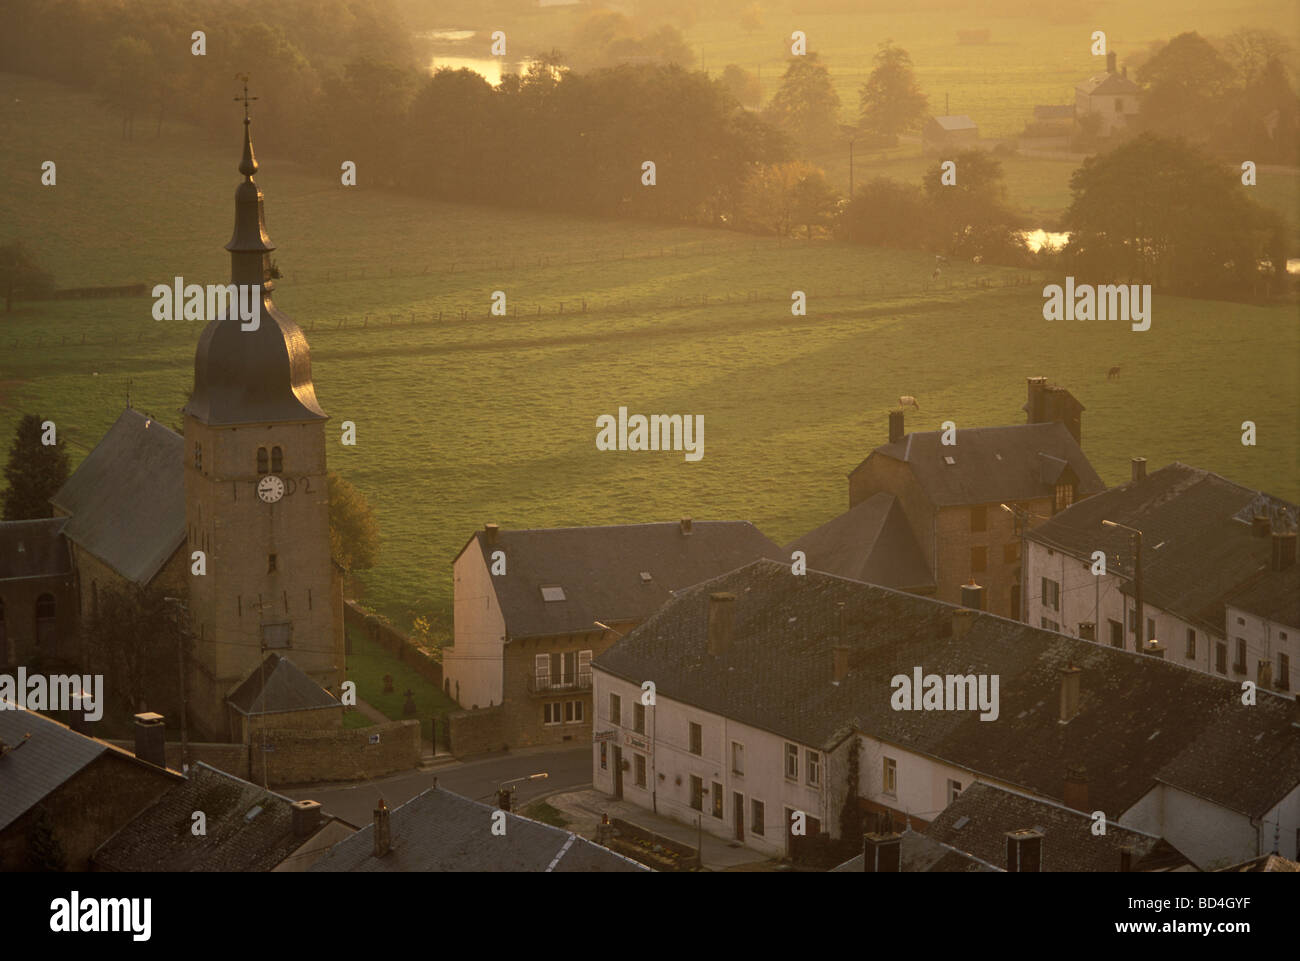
[527,671,593,695]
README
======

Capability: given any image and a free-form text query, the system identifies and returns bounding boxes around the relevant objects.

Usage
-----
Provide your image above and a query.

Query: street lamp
[1000,504,1029,622]
[1101,520,1144,653]
[594,621,624,638]
[496,772,548,811]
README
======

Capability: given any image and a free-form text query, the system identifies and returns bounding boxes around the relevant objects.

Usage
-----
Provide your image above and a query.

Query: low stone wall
[448,705,506,757]
[344,600,443,689]
[250,719,421,787]
[107,739,250,780]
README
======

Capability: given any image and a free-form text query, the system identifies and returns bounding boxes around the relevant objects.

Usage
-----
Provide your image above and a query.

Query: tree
[328,470,379,574]
[764,53,842,152]
[791,168,840,237]
[841,177,929,248]
[0,241,54,312]
[1137,32,1236,143]
[721,63,763,108]
[922,149,1016,254]
[739,161,829,237]
[858,41,928,145]
[2,414,70,520]
[80,583,185,723]
[739,3,764,36]
[1223,28,1292,88]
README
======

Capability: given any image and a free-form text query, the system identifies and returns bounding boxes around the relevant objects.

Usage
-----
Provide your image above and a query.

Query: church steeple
[184,82,326,427]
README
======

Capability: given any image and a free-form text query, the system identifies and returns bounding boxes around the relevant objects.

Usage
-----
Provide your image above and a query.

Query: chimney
[961,581,985,612]
[1251,514,1270,538]
[952,608,977,640]
[133,712,166,768]
[832,645,851,683]
[1122,64,1128,79]
[373,800,392,858]
[1145,639,1165,659]
[484,523,499,547]
[862,832,902,872]
[888,409,905,445]
[707,592,735,655]
[680,517,693,536]
[1078,621,1096,642]
[1271,531,1296,570]
[1026,376,1048,423]
[1106,50,1117,74]
[291,799,322,838]
[1063,765,1089,812]
[1131,457,1146,484]
[1006,829,1043,872]
[1058,665,1081,723]
[1119,845,1134,872]
[1258,660,1273,691]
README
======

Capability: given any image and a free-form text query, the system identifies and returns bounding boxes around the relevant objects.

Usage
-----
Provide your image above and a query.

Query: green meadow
[1,72,1297,634]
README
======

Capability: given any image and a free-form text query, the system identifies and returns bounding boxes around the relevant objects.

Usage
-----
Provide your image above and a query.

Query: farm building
[1076,51,1140,137]
[1026,104,1075,138]
[922,115,978,153]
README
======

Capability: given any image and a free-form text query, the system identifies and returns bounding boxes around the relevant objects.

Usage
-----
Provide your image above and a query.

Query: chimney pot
[1119,845,1134,872]
[1026,376,1048,424]
[1078,621,1096,642]
[1058,665,1081,723]
[1271,531,1296,570]
[680,517,693,535]
[1131,457,1147,483]
[832,644,851,683]
[960,581,985,612]
[484,523,499,547]
[1006,829,1043,872]
[707,592,735,655]
[133,712,167,768]
[373,799,392,858]
[1145,639,1165,659]
[1063,765,1089,812]
[1251,514,1270,537]
[862,832,902,872]
[888,409,905,445]
[1106,50,1117,74]
[291,799,322,838]
[951,608,977,640]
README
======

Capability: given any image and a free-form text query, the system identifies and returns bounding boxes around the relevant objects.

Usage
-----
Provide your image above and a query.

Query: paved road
[282,746,592,825]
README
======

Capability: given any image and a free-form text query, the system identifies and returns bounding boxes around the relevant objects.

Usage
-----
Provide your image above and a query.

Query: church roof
[227,653,341,716]
[50,408,185,584]
[184,114,326,427]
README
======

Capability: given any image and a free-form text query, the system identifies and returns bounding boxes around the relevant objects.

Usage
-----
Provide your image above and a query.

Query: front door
[733,792,744,841]
[612,746,623,799]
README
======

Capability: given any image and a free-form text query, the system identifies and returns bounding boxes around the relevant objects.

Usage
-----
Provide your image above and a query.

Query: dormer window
[1055,481,1075,512]
[257,447,269,475]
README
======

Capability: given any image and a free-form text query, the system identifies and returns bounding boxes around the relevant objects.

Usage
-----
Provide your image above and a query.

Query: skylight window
[944,455,956,466]
[244,805,264,822]
[640,572,653,583]
[540,585,566,602]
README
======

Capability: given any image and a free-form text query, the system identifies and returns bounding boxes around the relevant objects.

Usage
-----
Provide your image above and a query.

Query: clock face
[257,474,285,503]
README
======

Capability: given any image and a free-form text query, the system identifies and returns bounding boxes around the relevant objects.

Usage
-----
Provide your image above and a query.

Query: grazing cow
[1107,366,1121,380]
[899,395,920,410]
[931,266,942,281]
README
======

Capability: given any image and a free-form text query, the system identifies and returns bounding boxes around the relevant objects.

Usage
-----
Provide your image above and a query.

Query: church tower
[183,98,343,738]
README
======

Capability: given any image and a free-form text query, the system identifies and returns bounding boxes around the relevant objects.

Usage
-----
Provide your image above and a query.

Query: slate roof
[0,701,178,832]
[456,521,784,640]
[852,422,1104,507]
[49,407,185,584]
[1225,564,1300,629]
[927,115,978,131]
[1077,73,1141,96]
[1026,463,1298,636]
[227,653,341,716]
[0,518,71,580]
[830,828,1001,872]
[925,781,1195,871]
[93,762,337,871]
[1217,854,1300,872]
[593,559,1300,817]
[785,493,934,591]
[307,785,650,872]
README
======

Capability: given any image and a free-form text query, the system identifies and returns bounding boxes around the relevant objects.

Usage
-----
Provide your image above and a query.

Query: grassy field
[1,72,1297,634]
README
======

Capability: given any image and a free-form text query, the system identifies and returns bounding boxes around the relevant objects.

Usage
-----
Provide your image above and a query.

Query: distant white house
[922,115,978,153]
[1075,51,1140,137]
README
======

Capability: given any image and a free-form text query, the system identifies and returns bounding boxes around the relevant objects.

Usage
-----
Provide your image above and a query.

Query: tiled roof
[307,785,650,872]
[0,518,70,580]
[1026,463,1297,635]
[928,115,978,131]
[1077,73,1141,96]
[1225,564,1300,629]
[457,521,783,640]
[93,762,335,871]
[50,407,184,584]
[1217,854,1300,872]
[925,781,1195,871]
[853,422,1104,507]
[593,560,1300,817]
[227,654,340,716]
[830,828,1001,872]
[785,493,934,591]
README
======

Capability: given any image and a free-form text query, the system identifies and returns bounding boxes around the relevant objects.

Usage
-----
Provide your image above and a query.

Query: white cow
[899,395,920,410]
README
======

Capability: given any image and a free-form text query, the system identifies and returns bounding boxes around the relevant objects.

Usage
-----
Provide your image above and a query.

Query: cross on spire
[233,73,258,123]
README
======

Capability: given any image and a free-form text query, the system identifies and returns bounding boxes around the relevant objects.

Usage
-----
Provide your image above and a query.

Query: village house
[0,518,77,668]
[444,519,782,752]
[839,377,1103,618]
[1024,460,1298,692]
[307,782,649,872]
[591,559,1300,869]
[922,115,979,153]
[1075,51,1141,138]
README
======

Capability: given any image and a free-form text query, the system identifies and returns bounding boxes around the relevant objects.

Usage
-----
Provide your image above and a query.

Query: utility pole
[1102,520,1143,652]
[164,597,190,770]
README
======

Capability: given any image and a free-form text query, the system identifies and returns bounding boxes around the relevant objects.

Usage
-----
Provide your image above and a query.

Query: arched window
[35,593,56,651]
[256,447,269,475]
[271,446,283,473]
